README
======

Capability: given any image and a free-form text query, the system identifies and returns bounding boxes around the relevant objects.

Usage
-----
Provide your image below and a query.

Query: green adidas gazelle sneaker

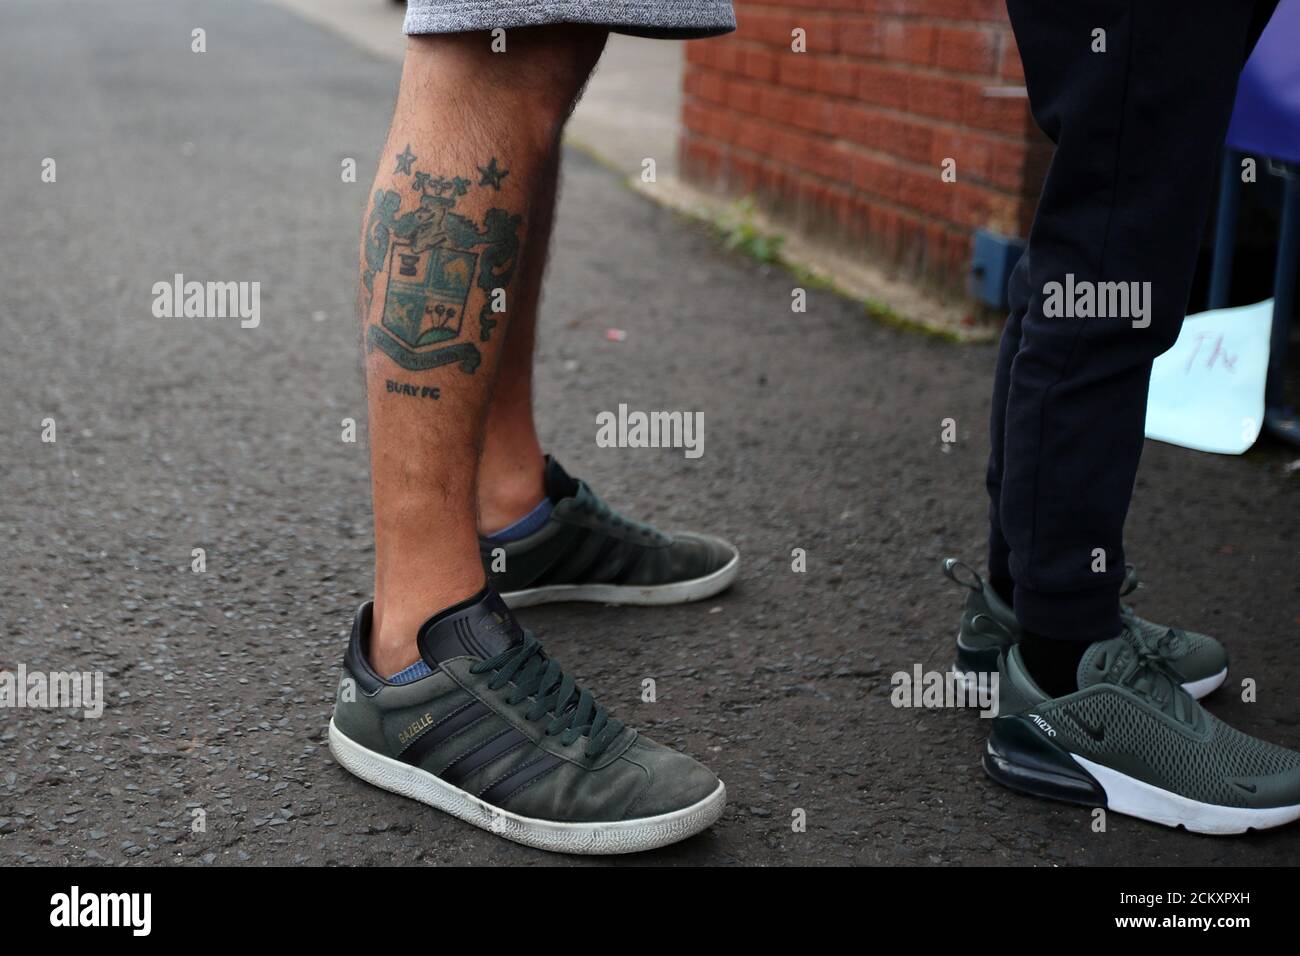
[480,457,739,608]
[943,558,1228,699]
[328,586,726,854]
[983,634,1300,834]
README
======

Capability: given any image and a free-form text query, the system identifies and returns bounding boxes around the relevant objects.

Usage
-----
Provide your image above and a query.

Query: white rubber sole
[1179,665,1228,700]
[500,550,739,609]
[1071,753,1300,835]
[951,662,1226,702]
[328,720,727,855]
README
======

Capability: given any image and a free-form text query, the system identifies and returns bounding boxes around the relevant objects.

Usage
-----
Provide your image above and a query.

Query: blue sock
[387,660,433,684]
[388,499,552,683]
[483,497,554,542]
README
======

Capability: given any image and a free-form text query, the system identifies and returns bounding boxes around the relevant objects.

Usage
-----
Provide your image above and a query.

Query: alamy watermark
[1042,273,1151,328]
[0,663,104,718]
[151,273,260,328]
[595,403,704,459]
[50,886,151,936]
[891,665,999,718]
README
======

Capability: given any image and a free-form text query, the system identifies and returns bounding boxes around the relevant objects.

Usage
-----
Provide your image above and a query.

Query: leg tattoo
[362,150,522,375]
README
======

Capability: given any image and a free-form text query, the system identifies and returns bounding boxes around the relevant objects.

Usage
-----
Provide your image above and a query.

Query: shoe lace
[469,632,624,759]
[1131,622,1188,659]
[1118,563,1141,599]
[1110,631,1198,727]
[579,487,663,542]
[1119,565,1188,659]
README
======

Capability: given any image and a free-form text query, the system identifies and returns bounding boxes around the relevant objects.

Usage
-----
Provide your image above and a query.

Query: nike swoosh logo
[1234,781,1258,794]
[1075,717,1105,742]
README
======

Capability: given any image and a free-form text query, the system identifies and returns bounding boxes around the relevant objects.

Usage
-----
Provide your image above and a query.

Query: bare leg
[475,148,560,533]
[361,28,607,675]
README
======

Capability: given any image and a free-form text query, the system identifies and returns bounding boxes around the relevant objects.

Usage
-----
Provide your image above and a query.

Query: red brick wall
[680,1,1052,297]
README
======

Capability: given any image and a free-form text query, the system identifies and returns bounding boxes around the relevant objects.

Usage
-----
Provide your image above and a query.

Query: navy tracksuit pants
[987,0,1280,642]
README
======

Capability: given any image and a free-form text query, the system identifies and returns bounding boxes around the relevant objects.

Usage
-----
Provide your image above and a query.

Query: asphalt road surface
[1,0,1298,866]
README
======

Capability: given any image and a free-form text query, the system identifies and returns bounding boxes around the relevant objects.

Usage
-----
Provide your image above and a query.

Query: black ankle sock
[1019,631,1087,698]
[990,575,1014,607]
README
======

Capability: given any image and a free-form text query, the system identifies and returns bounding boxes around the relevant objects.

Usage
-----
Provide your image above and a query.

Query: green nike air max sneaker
[328,586,726,854]
[943,558,1228,699]
[480,457,739,608]
[983,634,1300,834]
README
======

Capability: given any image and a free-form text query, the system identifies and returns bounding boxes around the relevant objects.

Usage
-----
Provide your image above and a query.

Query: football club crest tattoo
[362,154,521,374]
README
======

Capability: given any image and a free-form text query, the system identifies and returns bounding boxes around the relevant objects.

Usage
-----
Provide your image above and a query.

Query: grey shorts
[403,0,735,39]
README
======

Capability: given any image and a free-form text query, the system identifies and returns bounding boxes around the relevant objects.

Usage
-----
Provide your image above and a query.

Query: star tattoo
[477,157,509,191]
[394,145,417,176]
